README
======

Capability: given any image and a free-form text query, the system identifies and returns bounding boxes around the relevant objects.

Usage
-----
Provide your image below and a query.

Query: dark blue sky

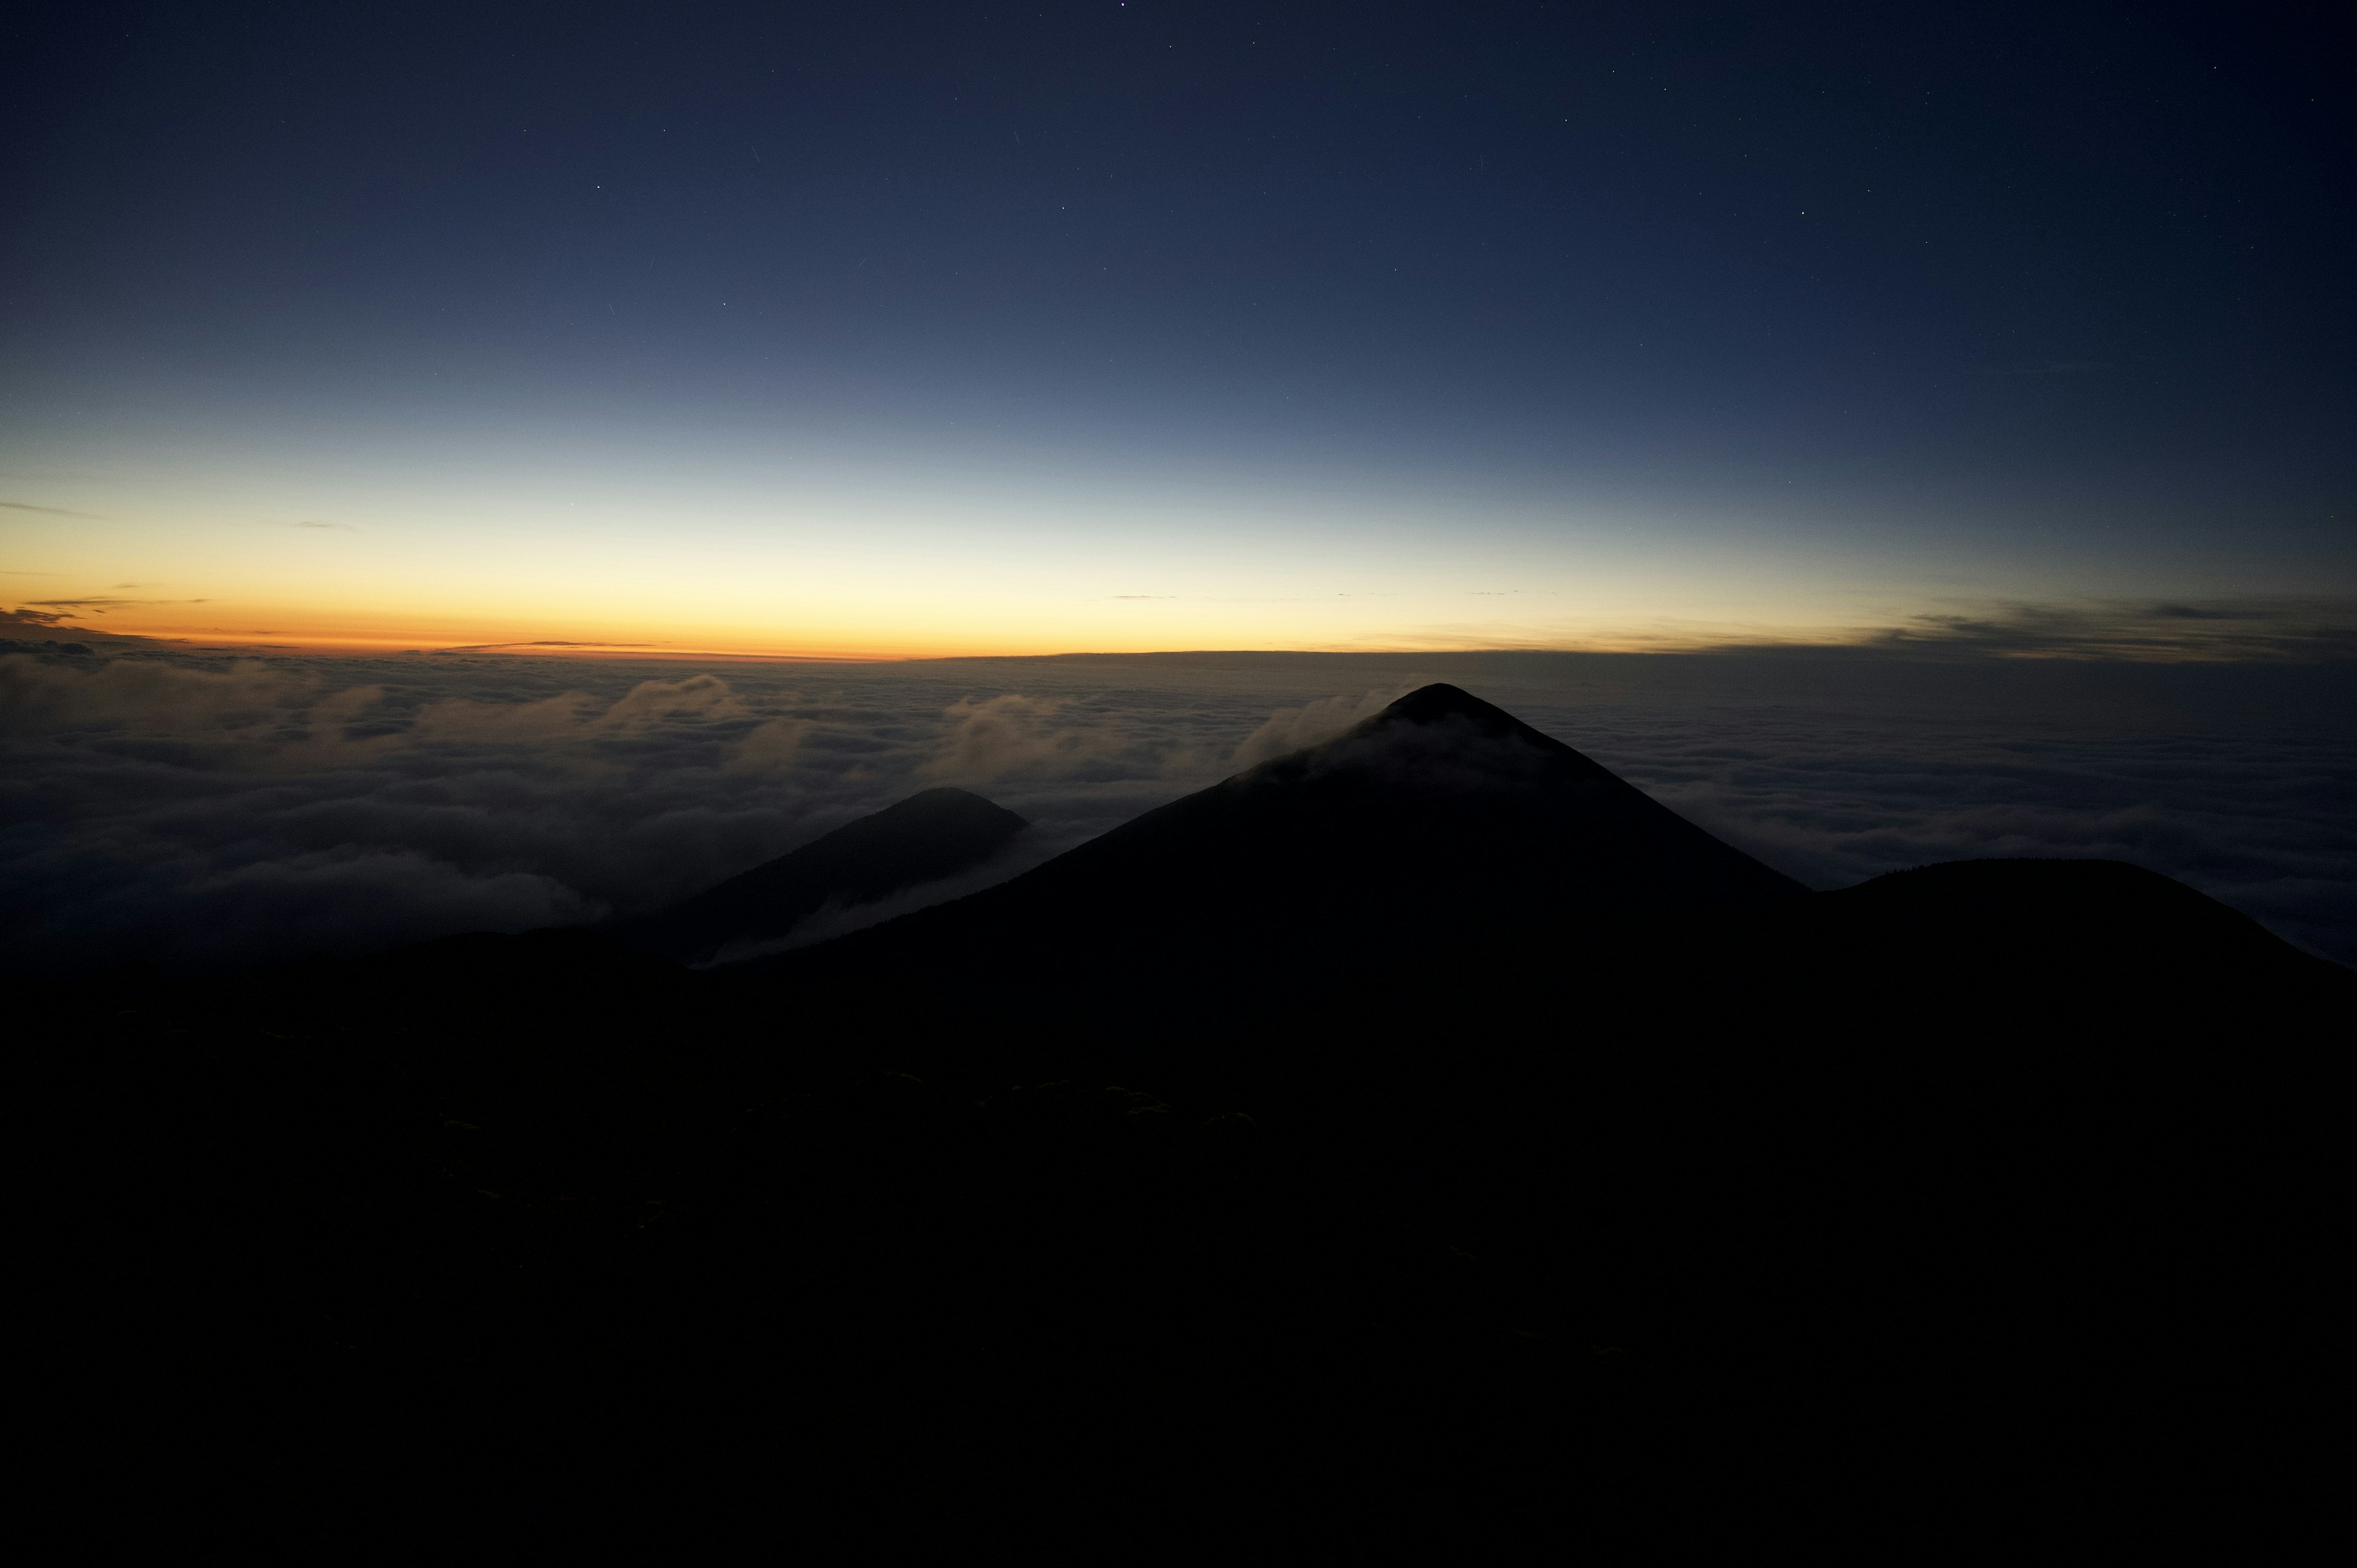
[4,1,2350,654]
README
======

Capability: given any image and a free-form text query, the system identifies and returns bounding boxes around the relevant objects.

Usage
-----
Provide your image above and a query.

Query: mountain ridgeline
[744,683,2339,1098]
[69,682,2349,1535]
[607,784,1028,964]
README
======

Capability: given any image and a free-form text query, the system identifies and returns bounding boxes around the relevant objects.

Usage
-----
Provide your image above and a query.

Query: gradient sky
[4,1,2350,655]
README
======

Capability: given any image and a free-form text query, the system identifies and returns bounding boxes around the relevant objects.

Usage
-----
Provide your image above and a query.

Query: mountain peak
[1242,680,1616,797]
[877,786,1013,819]
[1376,682,1522,731]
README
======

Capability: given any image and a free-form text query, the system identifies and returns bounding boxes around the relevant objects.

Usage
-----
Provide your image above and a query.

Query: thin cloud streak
[1353,597,2357,663]
[23,597,211,612]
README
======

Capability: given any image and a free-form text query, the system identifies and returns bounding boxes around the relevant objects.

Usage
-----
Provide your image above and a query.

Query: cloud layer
[1355,595,2357,661]
[2,644,2350,975]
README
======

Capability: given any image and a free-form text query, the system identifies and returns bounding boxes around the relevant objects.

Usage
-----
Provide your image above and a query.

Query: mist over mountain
[970,680,1811,921]
[743,685,2345,1098]
[752,685,1809,1039]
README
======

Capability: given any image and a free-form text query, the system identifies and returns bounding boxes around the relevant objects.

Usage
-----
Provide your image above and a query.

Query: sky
[4,0,2350,655]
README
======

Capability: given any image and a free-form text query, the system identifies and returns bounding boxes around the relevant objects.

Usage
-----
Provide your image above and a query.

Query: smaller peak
[881,787,1028,823]
[895,786,993,806]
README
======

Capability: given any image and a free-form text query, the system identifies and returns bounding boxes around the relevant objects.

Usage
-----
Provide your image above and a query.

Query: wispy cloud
[1855,597,2357,662]
[1352,597,2357,663]
[0,501,101,518]
[1231,685,1422,765]
[25,597,209,613]
[431,639,664,653]
[1,606,77,628]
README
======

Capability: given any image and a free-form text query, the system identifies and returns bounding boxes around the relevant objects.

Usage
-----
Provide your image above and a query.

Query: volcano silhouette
[747,684,1808,1065]
[805,683,1795,946]
[792,684,1800,967]
[1097,680,1801,903]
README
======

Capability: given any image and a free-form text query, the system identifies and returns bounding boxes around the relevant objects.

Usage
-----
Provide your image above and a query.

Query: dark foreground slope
[606,785,1026,962]
[48,686,2350,1544]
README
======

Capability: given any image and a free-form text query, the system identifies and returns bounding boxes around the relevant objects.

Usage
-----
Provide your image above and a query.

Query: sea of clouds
[4,639,2351,973]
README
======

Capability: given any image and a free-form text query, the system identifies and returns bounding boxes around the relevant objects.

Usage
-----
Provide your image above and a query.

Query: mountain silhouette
[730,683,1813,1094]
[1021,679,1806,911]
[608,786,1027,963]
[44,681,2351,1538]
[759,683,1794,964]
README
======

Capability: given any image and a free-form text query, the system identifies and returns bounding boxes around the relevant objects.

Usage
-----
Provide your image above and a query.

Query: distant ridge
[610,786,1027,963]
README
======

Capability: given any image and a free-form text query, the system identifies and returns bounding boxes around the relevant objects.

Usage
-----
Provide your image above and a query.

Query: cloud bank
[1852,597,2357,663]
[2,643,2350,975]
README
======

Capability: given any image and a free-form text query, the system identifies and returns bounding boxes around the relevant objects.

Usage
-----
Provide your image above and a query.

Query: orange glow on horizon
[17,587,1864,661]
